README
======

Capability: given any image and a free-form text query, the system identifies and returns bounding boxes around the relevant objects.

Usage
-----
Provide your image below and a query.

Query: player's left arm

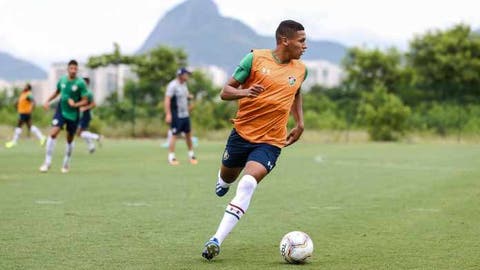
[285,89,304,147]
[80,101,96,112]
[68,82,89,108]
[188,93,195,112]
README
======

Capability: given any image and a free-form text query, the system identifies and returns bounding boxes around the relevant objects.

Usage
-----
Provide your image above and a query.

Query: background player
[39,60,88,173]
[164,67,198,165]
[77,77,102,153]
[5,83,46,148]
[201,20,308,260]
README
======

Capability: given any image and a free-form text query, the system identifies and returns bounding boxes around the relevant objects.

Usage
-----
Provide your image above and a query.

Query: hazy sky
[0,0,479,69]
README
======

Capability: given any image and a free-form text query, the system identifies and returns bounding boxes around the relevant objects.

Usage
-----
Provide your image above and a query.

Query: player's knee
[237,175,258,194]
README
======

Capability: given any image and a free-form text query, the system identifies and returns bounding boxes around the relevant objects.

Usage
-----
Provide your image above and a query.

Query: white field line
[123,202,151,207]
[35,200,63,205]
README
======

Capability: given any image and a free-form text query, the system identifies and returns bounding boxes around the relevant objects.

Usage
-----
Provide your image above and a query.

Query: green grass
[0,138,479,269]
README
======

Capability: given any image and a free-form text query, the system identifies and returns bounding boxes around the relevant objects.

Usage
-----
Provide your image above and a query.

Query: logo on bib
[261,67,271,75]
[288,76,297,86]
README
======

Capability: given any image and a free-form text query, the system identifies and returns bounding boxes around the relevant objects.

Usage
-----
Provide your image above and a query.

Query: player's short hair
[25,83,32,90]
[68,59,78,66]
[275,20,305,44]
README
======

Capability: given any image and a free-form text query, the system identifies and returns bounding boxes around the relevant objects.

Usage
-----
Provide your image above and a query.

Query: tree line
[1,24,479,140]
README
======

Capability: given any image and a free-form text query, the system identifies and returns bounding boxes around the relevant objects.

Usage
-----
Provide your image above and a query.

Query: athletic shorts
[171,117,191,135]
[52,109,78,136]
[222,129,281,173]
[19,114,31,122]
[79,111,91,129]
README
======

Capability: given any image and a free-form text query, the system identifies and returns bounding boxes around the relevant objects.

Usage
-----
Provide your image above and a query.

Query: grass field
[0,137,479,269]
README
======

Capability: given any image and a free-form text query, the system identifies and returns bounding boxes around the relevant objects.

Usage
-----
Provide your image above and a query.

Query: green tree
[358,84,411,141]
[407,24,480,101]
[342,47,410,93]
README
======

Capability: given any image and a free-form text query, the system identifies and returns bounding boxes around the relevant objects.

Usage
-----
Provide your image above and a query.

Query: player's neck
[271,49,290,64]
[68,75,76,80]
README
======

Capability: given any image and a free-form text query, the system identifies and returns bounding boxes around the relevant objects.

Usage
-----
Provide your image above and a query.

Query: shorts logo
[288,76,297,86]
[267,161,273,170]
[223,149,230,161]
[52,119,59,125]
[171,128,177,134]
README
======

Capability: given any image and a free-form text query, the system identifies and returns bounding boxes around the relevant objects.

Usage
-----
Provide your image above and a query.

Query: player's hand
[285,125,304,147]
[68,98,75,107]
[245,84,264,98]
[165,114,172,124]
[79,106,87,112]
[43,102,50,111]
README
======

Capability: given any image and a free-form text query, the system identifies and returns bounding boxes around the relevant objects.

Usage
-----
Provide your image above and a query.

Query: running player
[77,77,102,153]
[201,20,308,260]
[39,60,88,173]
[5,83,46,148]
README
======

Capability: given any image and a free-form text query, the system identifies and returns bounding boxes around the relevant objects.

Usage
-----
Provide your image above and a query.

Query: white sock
[30,125,45,141]
[80,131,99,140]
[188,150,195,159]
[168,152,176,161]
[213,175,257,244]
[62,142,74,167]
[45,137,56,165]
[217,170,231,188]
[12,127,22,142]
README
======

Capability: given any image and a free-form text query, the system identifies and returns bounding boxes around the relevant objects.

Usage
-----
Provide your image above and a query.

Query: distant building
[302,60,343,89]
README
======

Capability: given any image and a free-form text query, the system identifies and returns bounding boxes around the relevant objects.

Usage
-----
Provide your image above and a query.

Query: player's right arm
[43,89,60,110]
[220,79,264,100]
[220,52,264,100]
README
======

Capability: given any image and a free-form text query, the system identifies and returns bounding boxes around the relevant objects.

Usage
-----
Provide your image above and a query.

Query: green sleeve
[56,80,61,92]
[27,93,34,101]
[232,52,253,84]
[80,81,88,98]
[304,67,308,81]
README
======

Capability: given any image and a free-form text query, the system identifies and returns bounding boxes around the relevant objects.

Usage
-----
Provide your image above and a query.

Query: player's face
[288,30,307,59]
[179,73,190,82]
[67,64,78,78]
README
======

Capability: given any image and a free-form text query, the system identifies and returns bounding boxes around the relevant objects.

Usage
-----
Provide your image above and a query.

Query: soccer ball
[279,231,314,263]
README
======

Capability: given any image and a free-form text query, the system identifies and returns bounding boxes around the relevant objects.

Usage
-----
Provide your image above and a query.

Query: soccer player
[5,83,46,148]
[77,77,102,153]
[201,20,308,260]
[39,60,88,173]
[164,67,198,165]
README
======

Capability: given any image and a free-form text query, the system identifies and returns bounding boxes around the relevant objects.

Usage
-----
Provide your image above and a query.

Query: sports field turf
[0,138,479,269]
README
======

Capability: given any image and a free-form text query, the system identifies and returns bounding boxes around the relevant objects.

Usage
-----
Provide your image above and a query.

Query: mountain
[138,0,347,72]
[0,51,47,81]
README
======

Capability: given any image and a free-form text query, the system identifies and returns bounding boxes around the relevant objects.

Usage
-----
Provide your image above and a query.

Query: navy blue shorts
[52,109,78,136]
[79,111,91,129]
[222,129,281,173]
[171,117,191,135]
[19,114,31,122]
